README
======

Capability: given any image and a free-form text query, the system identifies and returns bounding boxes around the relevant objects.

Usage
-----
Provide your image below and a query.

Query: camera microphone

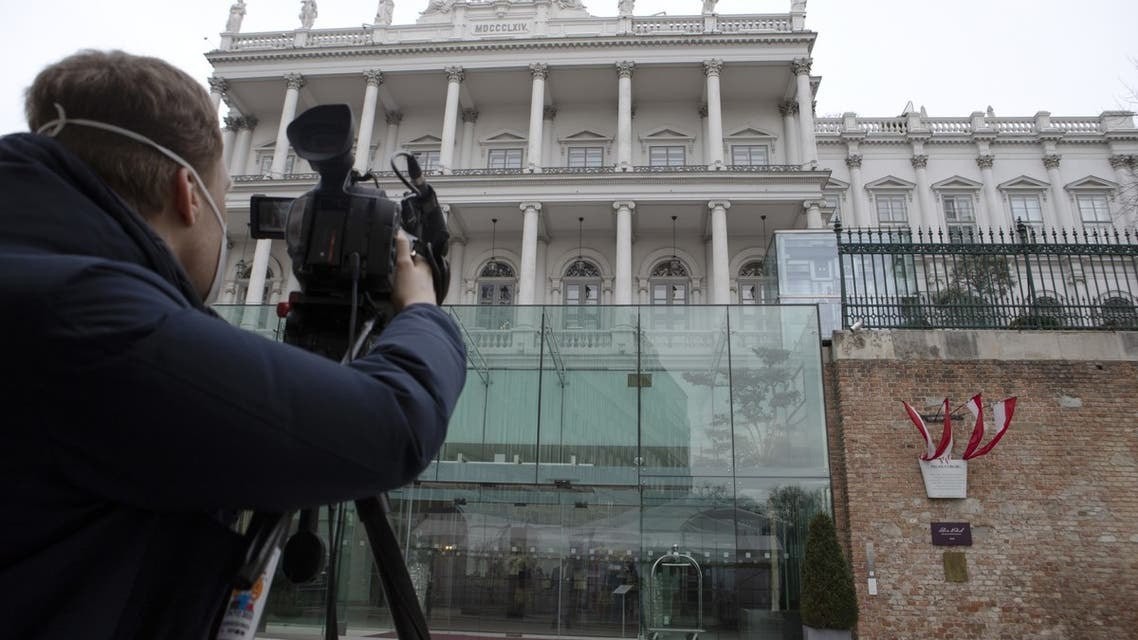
[281,508,326,583]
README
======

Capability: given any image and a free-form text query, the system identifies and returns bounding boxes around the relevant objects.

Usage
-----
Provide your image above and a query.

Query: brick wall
[825,330,1138,640]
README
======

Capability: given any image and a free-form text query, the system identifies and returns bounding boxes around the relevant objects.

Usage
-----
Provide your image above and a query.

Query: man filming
[0,50,467,639]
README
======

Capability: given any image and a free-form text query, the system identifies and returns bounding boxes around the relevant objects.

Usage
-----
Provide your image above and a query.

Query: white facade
[206,0,1138,307]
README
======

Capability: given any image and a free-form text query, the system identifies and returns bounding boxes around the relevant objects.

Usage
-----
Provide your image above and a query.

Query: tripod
[222,256,433,640]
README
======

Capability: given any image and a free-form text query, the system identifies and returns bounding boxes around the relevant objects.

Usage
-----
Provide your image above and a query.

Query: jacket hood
[0,132,205,309]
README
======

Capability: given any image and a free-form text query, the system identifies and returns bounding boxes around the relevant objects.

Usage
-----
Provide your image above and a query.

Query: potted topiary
[800,513,858,640]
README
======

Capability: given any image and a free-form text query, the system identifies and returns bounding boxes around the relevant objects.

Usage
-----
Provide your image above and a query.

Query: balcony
[231,164,816,184]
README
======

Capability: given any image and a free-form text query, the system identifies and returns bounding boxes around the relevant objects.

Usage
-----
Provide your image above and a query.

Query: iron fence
[835,223,1138,331]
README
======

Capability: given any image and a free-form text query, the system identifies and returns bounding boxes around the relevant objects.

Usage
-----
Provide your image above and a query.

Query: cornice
[205,32,816,64]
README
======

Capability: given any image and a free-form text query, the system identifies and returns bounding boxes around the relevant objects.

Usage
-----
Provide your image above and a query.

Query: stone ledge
[831,329,1138,362]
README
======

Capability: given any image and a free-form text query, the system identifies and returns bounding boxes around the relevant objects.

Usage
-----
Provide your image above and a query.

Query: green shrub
[799,513,858,630]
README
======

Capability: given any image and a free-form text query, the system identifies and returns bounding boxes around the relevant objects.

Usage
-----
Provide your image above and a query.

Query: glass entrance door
[393,483,642,638]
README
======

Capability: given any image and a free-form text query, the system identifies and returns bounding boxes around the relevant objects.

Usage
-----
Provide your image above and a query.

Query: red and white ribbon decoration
[903,398,954,461]
[962,395,1017,460]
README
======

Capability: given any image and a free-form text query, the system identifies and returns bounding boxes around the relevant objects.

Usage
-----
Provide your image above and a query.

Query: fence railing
[835,224,1138,331]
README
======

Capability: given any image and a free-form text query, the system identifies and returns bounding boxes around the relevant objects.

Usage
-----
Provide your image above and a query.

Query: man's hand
[393,230,438,312]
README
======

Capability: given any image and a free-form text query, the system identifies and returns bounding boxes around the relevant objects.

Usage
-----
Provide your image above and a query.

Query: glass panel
[640,306,731,476]
[729,306,828,477]
[540,306,640,485]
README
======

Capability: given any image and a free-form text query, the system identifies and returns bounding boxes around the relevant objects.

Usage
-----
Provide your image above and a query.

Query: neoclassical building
[206,1,1138,638]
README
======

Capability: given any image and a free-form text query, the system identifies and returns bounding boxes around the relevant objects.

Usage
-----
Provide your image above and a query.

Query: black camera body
[250,104,450,358]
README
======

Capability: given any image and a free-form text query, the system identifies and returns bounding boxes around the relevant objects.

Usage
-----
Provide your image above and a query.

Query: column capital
[385,110,404,125]
[1108,154,1133,169]
[910,154,929,169]
[703,59,724,77]
[698,104,709,118]
[791,57,813,76]
[616,61,635,78]
[802,199,824,210]
[976,154,995,169]
[529,63,550,80]
[519,202,543,213]
[1043,154,1062,170]
[241,115,259,130]
[284,73,306,91]
[208,76,229,94]
[612,201,637,213]
[543,105,558,120]
[223,115,242,132]
[462,108,479,123]
[363,69,384,87]
[778,100,800,116]
[445,66,465,83]
[845,154,863,168]
[707,200,732,211]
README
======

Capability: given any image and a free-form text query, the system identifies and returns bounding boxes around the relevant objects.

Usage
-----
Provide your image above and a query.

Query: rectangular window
[875,194,909,226]
[488,148,524,169]
[567,147,604,168]
[1077,194,1112,229]
[649,146,686,167]
[259,154,295,175]
[731,145,769,166]
[412,150,441,171]
[1009,194,1044,233]
[943,195,976,242]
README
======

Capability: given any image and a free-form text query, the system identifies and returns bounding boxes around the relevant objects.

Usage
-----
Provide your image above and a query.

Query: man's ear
[171,167,199,227]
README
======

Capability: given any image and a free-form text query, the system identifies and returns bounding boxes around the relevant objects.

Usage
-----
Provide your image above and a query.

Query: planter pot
[803,625,852,640]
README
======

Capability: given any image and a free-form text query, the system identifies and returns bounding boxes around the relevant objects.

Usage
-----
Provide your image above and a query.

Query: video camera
[249,103,450,358]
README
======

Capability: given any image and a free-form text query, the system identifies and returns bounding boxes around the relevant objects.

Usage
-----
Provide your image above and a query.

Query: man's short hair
[25,50,222,218]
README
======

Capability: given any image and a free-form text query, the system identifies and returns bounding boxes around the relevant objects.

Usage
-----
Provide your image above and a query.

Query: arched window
[650,258,690,330]
[563,259,601,329]
[1100,295,1137,329]
[737,260,769,305]
[233,258,275,304]
[477,259,517,329]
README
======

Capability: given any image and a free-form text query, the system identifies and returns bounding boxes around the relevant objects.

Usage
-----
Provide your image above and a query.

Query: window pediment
[559,129,612,143]
[932,175,983,191]
[998,175,1050,191]
[865,175,916,191]
[404,134,442,150]
[1065,175,1119,192]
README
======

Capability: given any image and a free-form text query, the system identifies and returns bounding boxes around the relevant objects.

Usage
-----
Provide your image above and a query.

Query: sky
[1,0,1136,134]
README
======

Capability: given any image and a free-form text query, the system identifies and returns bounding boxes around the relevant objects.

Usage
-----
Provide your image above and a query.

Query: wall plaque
[931,522,972,546]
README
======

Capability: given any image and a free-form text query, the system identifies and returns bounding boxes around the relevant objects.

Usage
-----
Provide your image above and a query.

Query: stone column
[460,109,479,169]
[911,155,936,230]
[613,201,636,304]
[1044,154,1075,229]
[708,201,731,303]
[270,74,304,178]
[221,115,239,172]
[804,200,824,229]
[527,64,548,173]
[542,107,557,168]
[377,111,402,169]
[518,202,542,305]
[616,61,634,171]
[845,154,867,227]
[446,238,466,304]
[792,58,818,166]
[704,235,715,302]
[698,104,710,164]
[1109,155,1135,216]
[439,67,464,174]
[779,101,800,166]
[229,116,256,177]
[244,240,274,305]
[977,155,1001,228]
[535,238,548,305]
[703,60,725,169]
[354,70,384,172]
[208,77,228,112]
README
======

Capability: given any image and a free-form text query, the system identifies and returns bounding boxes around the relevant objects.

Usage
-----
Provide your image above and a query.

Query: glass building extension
[216,304,832,640]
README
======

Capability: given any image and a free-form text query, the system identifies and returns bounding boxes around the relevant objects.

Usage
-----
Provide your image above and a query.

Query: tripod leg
[356,495,431,640]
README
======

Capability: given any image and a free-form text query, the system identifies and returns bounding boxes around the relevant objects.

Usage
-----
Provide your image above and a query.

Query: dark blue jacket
[0,134,467,639]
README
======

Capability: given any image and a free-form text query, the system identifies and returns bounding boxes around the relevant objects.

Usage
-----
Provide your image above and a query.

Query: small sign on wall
[931,522,972,546]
